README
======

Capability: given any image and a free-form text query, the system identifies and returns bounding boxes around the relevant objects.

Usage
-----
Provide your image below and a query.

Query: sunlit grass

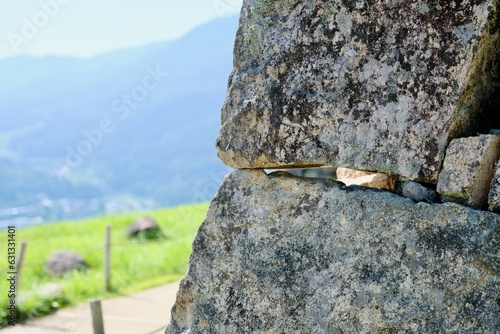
[0,203,208,326]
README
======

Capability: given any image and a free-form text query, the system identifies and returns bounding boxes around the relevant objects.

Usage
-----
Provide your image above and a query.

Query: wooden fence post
[89,299,105,334]
[105,225,111,292]
[14,241,27,305]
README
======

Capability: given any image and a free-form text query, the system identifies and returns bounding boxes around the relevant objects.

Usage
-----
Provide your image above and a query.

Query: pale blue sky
[0,0,242,59]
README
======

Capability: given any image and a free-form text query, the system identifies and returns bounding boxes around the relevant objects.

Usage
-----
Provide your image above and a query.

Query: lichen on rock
[437,134,500,209]
[216,0,500,183]
[166,170,499,333]
[166,1,500,333]
[488,160,500,211]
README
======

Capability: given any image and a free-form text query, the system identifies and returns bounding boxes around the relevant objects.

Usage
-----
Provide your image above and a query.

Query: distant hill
[0,16,238,228]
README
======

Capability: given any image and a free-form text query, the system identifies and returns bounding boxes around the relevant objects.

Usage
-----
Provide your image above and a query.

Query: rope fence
[1,224,177,334]
[0,229,193,275]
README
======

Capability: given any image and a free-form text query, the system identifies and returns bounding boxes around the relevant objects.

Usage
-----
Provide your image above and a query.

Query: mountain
[0,16,239,228]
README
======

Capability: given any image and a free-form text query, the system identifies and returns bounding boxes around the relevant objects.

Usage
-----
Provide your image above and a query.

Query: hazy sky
[0,0,242,59]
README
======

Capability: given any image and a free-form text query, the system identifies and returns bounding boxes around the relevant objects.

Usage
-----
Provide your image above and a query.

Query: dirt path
[2,281,180,334]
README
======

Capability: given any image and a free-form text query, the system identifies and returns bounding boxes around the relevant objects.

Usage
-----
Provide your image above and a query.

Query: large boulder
[44,251,88,277]
[166,170,499,333]
[216,0,500,183]
[125,216,163,239]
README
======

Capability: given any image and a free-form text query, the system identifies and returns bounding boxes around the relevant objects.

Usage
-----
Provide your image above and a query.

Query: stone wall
[166,1,500,333]
[166,170,499,333]
[215,0,500,184]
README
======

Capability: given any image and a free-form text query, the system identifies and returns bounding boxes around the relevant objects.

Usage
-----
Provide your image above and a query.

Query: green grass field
[0,203,208,326]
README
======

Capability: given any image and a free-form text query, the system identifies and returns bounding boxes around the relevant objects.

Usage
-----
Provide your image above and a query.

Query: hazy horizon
[0,14,240,228]
[0,0,242,59]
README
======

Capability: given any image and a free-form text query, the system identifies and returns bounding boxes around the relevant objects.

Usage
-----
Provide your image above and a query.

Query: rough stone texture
[488,161,500,211]
[336,167,373,179]
[337,172,395,190]
[402,181,439,203]
[44,251,88,277]
[216,0,500,183]
[166,170,499,333]
[437,134,500,209]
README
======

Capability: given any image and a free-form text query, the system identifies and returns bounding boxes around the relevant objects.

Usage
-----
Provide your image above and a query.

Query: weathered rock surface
[437,134,500,209]
[402,181,439,203]
[488,161,500,211]
[336,167,395,190]
[44,251,88,277]
[216,0,500,183]
[166,170,499,333]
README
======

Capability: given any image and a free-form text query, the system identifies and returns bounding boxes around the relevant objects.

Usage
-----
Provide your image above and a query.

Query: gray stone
[166,170,499,333]
[44,251,88,277]
[488,161,500,212]
[216,0,500,183]
[437,134,500,209]
[125,216,162,239]
[402,181,439,203]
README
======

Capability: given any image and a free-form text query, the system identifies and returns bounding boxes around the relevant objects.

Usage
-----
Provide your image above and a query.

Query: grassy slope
[0,203,208,325]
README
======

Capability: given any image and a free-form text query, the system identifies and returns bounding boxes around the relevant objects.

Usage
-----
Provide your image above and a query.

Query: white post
[90,299,105,334]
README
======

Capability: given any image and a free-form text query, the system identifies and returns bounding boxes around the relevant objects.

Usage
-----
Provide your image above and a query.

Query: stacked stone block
[437,135,500,210]
[216,0,500,184]
[166,1,500,333]
[488,162,500,211]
